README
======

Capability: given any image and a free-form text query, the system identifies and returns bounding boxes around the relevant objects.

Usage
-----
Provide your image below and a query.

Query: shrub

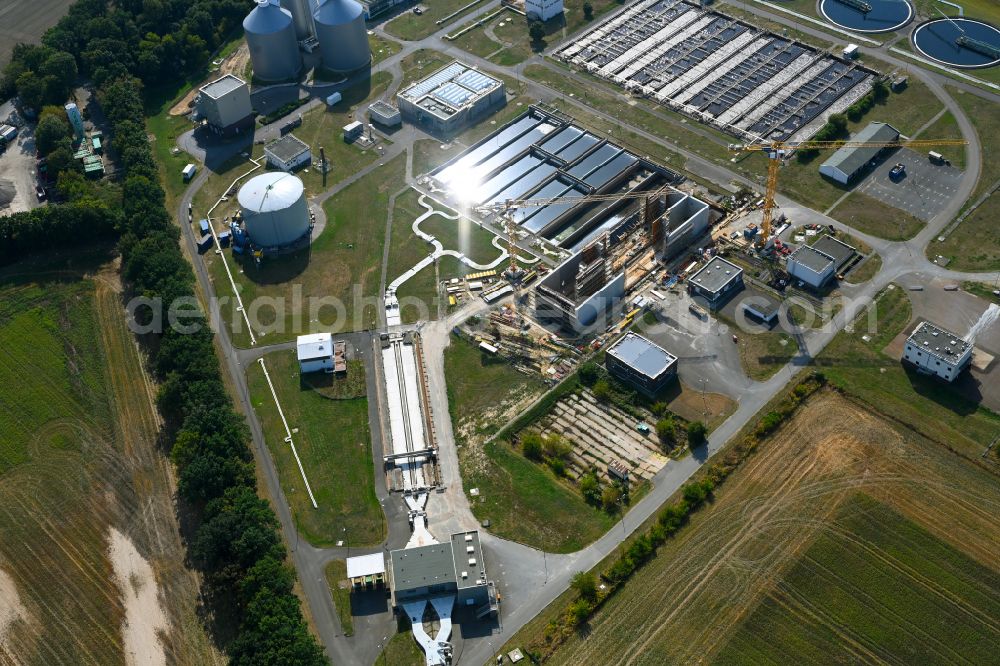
[578,361,601,386]
[571,571,597,601]
[650,401,668,417]
[579,471,601,506]
[521,431,544,461]
[547,457,566,477]
[601,485,622,513]
[529,21,546,44]
[687,420,708,446]
[655,417,677,445]
[543,434,572,459]
[583,1,594,19]
[567,599,592,626]
[592,379,613,403]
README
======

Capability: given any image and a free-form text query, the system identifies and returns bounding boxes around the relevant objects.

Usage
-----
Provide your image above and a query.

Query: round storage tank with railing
[244,0,303,82]
[238,172,310,248]
[313,0,371,73]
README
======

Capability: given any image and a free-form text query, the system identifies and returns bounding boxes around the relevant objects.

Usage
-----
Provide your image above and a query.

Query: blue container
[199,219,210,235]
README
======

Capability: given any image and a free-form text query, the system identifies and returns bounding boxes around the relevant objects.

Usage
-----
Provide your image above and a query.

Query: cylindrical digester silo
[313,0,371,73]
[244,0,302,82]
[238,172,310,247]
[281,0,315,40]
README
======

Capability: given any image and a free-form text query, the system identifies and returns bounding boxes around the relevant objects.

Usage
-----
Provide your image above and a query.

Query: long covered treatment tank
[244,0,303,82]
[238,172,310,247]
[313,0,371,73]
[281,0,315,40]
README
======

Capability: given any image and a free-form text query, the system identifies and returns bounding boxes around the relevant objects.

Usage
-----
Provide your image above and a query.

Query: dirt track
[546,391,1000,665]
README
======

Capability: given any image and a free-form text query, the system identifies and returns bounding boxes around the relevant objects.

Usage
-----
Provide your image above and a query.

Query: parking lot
[857,148,963,221]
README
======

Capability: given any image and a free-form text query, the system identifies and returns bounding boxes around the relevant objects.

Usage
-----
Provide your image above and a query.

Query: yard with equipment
[0,256,215,664]
[518,389,1000,664]
[246,350,384,548]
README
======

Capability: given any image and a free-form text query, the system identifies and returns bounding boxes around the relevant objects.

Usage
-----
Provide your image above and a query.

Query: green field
[930,89,1000,271]
[814,284,1000,458]
[370,34,402,65]
[0,260,214,664]
[207,153,404,346]
[830,191,925,240]
[444,336,616,551]
[844,251,882,283]
[419,211,502,265]
[247,351,384,547]
[384,0,490,41]
[375,627,424,666]
[324,560,354,636]
[717,494,1000,665]
[713,311,796,381]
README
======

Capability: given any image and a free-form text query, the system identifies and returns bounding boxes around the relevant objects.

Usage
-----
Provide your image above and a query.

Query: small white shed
[297,333,335,373]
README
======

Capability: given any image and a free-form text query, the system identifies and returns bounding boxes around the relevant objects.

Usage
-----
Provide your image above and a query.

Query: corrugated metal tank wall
[281,0,315,40]
[238,172,311,247]
[313,0,371,73]
[244,0,303,82]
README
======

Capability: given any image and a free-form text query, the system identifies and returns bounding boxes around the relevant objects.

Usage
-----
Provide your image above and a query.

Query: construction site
[557,0,879,142]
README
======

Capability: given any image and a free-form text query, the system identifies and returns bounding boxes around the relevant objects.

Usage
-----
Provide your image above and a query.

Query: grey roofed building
[902,321,973,382]
[605,332,678,397]
[742,293,781,324]
[812,234,856,270]
[819,122,900,185]
[200,73,246,99]
[789,245,835,274]
[390,543,456,600]
[264,134,311,170]
[687,256,744,307]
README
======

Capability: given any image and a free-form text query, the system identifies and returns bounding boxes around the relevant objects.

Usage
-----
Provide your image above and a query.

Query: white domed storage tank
[238,172,310,248]
[313,0,371,73]
[281,0,314,40]
[244,0,302,82]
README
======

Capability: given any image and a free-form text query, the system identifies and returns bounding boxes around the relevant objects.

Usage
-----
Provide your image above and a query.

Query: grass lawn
[370,34,402,66]
[207,153,404,346]
[717,494,1000,665]
[962,281,1000,303]
[918,110,966,169]
[830,191,925,240]
[419,212,502,265]
[0,259,214,664]
[929,89,1000,271]
[813,284,1000,458]
[412,138,461,176]
[717,312,796,380]
[449,14,505,59]
[845,251,882,283]
[387,188,437,323]
[398,49,455,89]
[147,111,199,210]
[374,628,425,666]
[247,351,384,547]
[324,560,354,636]
[444,336,613,551]
[396,262,441,324]
[384,0,490,41]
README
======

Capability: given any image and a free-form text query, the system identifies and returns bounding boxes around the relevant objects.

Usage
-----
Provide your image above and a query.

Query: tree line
[2,0,329,661]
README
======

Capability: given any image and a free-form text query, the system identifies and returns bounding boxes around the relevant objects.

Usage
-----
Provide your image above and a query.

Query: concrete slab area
[855,148,963,222]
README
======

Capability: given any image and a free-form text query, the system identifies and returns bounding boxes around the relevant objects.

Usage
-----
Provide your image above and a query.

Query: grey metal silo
[281,0,314,40]
[313,0,371,73]
[243,0,302,82]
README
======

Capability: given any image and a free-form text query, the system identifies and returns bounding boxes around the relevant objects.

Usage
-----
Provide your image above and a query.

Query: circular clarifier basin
[819,0,913,33]
[912,18,1000,69]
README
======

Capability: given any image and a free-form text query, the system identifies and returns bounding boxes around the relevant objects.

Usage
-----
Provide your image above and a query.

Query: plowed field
[544,391,1000,665]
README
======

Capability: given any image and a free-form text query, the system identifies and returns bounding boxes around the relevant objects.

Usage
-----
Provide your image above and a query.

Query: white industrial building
[369,100,402,127]
[819,122,900,184]
[687,257,744,308]
[297,333,335,373]
[786,235,856,289]
[397,61,506,136]
[902,321,972,382]
[264,134,312,171]
[526,0,564,21]
[196,75,254,136]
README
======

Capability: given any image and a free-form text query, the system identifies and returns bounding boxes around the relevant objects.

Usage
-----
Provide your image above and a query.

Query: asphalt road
[170,2,998,664]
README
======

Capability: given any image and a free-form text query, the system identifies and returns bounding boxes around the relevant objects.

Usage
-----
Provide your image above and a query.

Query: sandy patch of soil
[0,567,29,651]
[107,528,168,666]
[169,43,251,116]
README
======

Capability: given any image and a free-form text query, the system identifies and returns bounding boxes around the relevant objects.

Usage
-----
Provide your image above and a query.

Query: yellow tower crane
[729,136,968,248]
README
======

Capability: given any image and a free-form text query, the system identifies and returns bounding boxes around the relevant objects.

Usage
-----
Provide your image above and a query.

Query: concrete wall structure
[197,75,254,135]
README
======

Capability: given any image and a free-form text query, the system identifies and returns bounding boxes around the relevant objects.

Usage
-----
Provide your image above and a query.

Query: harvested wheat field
[0,261,218,665]
[546,391,1000,665]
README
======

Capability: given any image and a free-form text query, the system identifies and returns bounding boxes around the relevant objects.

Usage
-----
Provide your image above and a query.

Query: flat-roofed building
[196,74,254,136]
[346,553,386,590]
[605,332,678,397]
[687,257,744,308]
[786,245,836,289]
[397,61,506,136]
[390,543,455,604]
[902,321,972,382]
[526,0,563,21]
[264,133,311,171]
[297,332,334,373]
[369,100,402,127]
[812,234,856,272]
[741,293,781,326]
[819,122,900,184]
[450,531,493,612]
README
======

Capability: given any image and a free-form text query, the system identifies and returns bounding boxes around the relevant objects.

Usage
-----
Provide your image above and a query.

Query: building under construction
[557,0,878,142]
[430,106,711,256]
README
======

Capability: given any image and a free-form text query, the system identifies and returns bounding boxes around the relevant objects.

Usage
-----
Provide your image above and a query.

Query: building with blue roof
[397,60,506,136]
